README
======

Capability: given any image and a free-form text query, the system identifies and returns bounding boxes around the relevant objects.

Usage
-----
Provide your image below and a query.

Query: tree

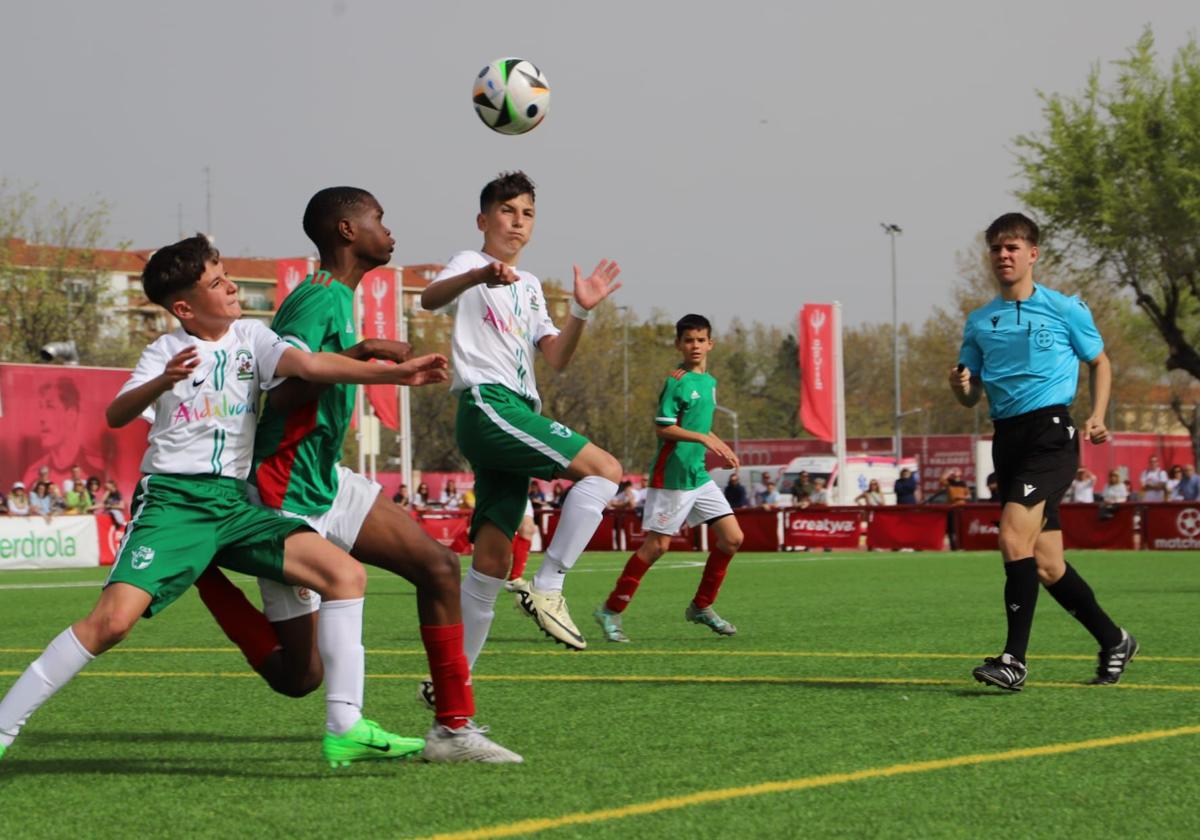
[1015,29,1200,460]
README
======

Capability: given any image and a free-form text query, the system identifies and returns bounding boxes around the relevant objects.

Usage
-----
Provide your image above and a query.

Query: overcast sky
[4,1,1196,330]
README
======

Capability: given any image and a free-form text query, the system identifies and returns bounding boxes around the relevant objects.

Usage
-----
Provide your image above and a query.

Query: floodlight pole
[881,223,903,462]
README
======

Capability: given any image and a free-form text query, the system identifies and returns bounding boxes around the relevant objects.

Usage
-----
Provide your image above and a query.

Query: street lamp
[881,223,903,461]
[714,404,739,464]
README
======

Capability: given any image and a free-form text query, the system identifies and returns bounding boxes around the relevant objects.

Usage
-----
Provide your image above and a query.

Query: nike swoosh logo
[192,377,207,387]
[356,741,391,753]
[538,609,585,644]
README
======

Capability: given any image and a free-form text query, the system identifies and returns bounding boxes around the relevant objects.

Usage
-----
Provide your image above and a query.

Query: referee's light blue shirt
[958,285,1104,420]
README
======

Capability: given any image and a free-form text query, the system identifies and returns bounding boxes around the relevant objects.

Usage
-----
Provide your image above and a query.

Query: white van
[781,455,919,505]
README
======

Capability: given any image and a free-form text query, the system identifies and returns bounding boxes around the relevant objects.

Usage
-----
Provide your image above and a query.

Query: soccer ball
[472,58,550,135]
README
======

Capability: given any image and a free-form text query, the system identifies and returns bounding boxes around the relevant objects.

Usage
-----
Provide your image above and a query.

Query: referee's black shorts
[992,404,1079,532]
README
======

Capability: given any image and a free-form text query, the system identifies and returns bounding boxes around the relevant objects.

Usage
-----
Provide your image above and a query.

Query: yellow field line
[415,724,1200,840]
[1,646,1196,664]
[1,670,1195,693]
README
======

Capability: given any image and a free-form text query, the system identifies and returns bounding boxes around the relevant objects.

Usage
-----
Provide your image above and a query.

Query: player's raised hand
[388,353,449,386]
[479,261,519,288]
[572,259,622,312]
[1084,415,1110,444]
[163,346,200,382]
[360,339,412,363]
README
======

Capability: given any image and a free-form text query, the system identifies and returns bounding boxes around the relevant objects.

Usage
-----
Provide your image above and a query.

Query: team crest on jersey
[1033,329,1053,349]
[235,349,254,380]
[549,421,573,439]
[690,390,700,400]
[131,546,155,570]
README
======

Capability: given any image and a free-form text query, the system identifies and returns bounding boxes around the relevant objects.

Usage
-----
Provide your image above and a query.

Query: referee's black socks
[1002,557,1040,662]
[1045,562,1123,649]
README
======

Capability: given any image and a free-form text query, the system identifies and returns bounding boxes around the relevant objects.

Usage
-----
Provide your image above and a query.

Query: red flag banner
[275,258,308,305]
[360,267,400,430]
[799,304,836,442]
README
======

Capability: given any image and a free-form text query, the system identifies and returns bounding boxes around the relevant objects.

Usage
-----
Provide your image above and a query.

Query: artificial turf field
[0,549,1197,839]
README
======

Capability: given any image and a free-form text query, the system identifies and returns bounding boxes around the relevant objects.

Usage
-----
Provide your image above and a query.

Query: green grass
[1,550,1198,839]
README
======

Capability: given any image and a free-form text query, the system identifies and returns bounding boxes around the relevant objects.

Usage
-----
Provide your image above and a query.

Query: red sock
[194,565,280,670]
[605,553,652,613]
[509,535,531,581]
[693,549,734,609]
[420,624,475,729]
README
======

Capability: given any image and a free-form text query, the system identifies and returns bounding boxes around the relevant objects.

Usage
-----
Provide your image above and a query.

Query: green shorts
[456,384,589,540]
[106,474,308,616]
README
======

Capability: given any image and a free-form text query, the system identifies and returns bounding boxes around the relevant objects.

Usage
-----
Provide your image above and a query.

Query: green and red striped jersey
[647,368,716,490]
[251,273,356,515]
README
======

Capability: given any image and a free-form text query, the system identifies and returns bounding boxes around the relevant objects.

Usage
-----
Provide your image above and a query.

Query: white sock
[461,566,506,669]
[0,627,94,747]
[318,598,365,735]
[534,476,618,593]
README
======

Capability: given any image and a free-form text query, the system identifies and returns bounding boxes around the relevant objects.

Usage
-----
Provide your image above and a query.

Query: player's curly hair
[675,313,712,339]
[141,234,220,308]
[480,171,536,213]
[986,213,1039,246]
[303,186,378,252]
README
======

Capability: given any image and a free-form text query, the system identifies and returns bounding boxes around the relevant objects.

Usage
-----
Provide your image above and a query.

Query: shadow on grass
[25,731,311,746]
[0,755,422,779]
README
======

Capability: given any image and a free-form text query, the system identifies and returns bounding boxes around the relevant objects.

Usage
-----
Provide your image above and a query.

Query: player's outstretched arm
[1084,351,1111,444]
[948,364,982,407]
[421,263,517,311]
[539,260,622,370]
[106,346,198,428]
[267,338,414,414]
[276,347,448,387]
[655,423,738,469]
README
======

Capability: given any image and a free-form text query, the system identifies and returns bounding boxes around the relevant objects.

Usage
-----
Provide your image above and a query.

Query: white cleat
[422,721,524,764]
[517,585,587,650]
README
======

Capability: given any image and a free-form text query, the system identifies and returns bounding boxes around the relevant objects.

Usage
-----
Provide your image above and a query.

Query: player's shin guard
[194,565,280,670]
[535,476,618,592]
[461,566,506,669]
[605,554,652,613]
[317,597,365,735]
[0,627,94,747]
[509,535,531,581]
[420,624,475,729]
[1045,563,1123,649]
[693,548,734,609]
[1003,557,1039,662]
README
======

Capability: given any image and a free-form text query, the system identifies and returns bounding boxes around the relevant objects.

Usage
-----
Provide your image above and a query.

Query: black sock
[1002,557,1040,662]
[1045,563,1123,649]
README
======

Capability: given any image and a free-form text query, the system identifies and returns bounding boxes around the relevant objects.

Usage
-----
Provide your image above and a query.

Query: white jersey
[431,250,560,412]
[119,320,289,479]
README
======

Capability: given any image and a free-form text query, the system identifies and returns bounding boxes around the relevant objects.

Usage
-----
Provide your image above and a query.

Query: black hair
[141,234,220,308]
[985,212,1039,246]
[480,171,536,213]
[675,313,713,339]
[302,187,378,252]
[37,377,81,412]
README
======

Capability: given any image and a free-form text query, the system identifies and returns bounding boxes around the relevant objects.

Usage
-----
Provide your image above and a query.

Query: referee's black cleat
[972,653,1028,691]
[1089,629,1139,685]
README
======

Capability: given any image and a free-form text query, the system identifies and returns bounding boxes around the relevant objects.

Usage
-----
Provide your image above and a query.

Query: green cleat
[321,718,425,768]
[685,601,737,636]
[593,605,630,643]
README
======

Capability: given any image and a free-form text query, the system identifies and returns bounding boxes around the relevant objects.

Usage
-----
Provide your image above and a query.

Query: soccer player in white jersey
[0,235,448,767]
[420,171,623,658]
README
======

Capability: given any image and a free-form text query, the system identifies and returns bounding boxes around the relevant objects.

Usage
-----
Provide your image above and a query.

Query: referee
[950,212,1137,691]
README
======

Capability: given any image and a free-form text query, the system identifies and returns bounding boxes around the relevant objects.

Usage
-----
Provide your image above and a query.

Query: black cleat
[1089,629,1139,685]
[973,653,1028,691]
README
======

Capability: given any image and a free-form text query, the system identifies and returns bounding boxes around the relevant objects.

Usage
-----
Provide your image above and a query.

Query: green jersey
[251,273,357,515]
[648,368,717,490]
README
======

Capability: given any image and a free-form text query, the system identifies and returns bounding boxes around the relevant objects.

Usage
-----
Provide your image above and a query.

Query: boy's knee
[426,546,461,590]
[329,559,367,597]
[719,530,744,554]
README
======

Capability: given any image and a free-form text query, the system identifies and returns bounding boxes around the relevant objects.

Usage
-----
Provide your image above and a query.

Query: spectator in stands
[30,481,54,521]
[1102,471,1129,504]
[1140,455,1169,502]
[894,468,919,505]
[792,471,813,500]
[758,479,781,508]
[85,477,104,513]
[723,472,749,509]
[412,481,432,512]
[392,484,410,509]
[608,480,637,510]
[855,479,885,506]
[101,479,126,527]
[633,475,649,517]
[63,465,85,496]
[64,478,92,515]
[6,482,31,516]
[1178,464,1200,501]
[1069,467,1096,503]
[792,489,812,509]
[985,472,1000,500]
[438,478,464,509]
[809,477,830,506]
[550,481,567,508]
[47,483,67,515]
[1167,464,1184,500]
[941,468,970,504]
[528,482,548,510]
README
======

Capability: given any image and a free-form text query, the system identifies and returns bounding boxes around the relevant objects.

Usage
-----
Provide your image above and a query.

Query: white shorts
[254,465,382,622]
[642,481,733,535]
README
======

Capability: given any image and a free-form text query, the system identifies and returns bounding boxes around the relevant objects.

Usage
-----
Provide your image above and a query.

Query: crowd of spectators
[1,465,125,525]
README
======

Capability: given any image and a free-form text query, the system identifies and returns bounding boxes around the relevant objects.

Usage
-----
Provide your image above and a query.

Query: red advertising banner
[95,514,125,566]
[419,514,472,554]
[799,304,836,442]
[866,507,948,550]
[0,364,148,502]
[360,267,400,430]
[736,509,782,551]
[782,508,861,549]
[1059,504,1137,550]
[1142,503,1200,550]
[540,510,618,551]
[957,505,1001,551]
[275,258,308,305]
[623,513,695,551]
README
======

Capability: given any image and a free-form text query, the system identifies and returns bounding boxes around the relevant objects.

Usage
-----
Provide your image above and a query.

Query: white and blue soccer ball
[472,57,550,135]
